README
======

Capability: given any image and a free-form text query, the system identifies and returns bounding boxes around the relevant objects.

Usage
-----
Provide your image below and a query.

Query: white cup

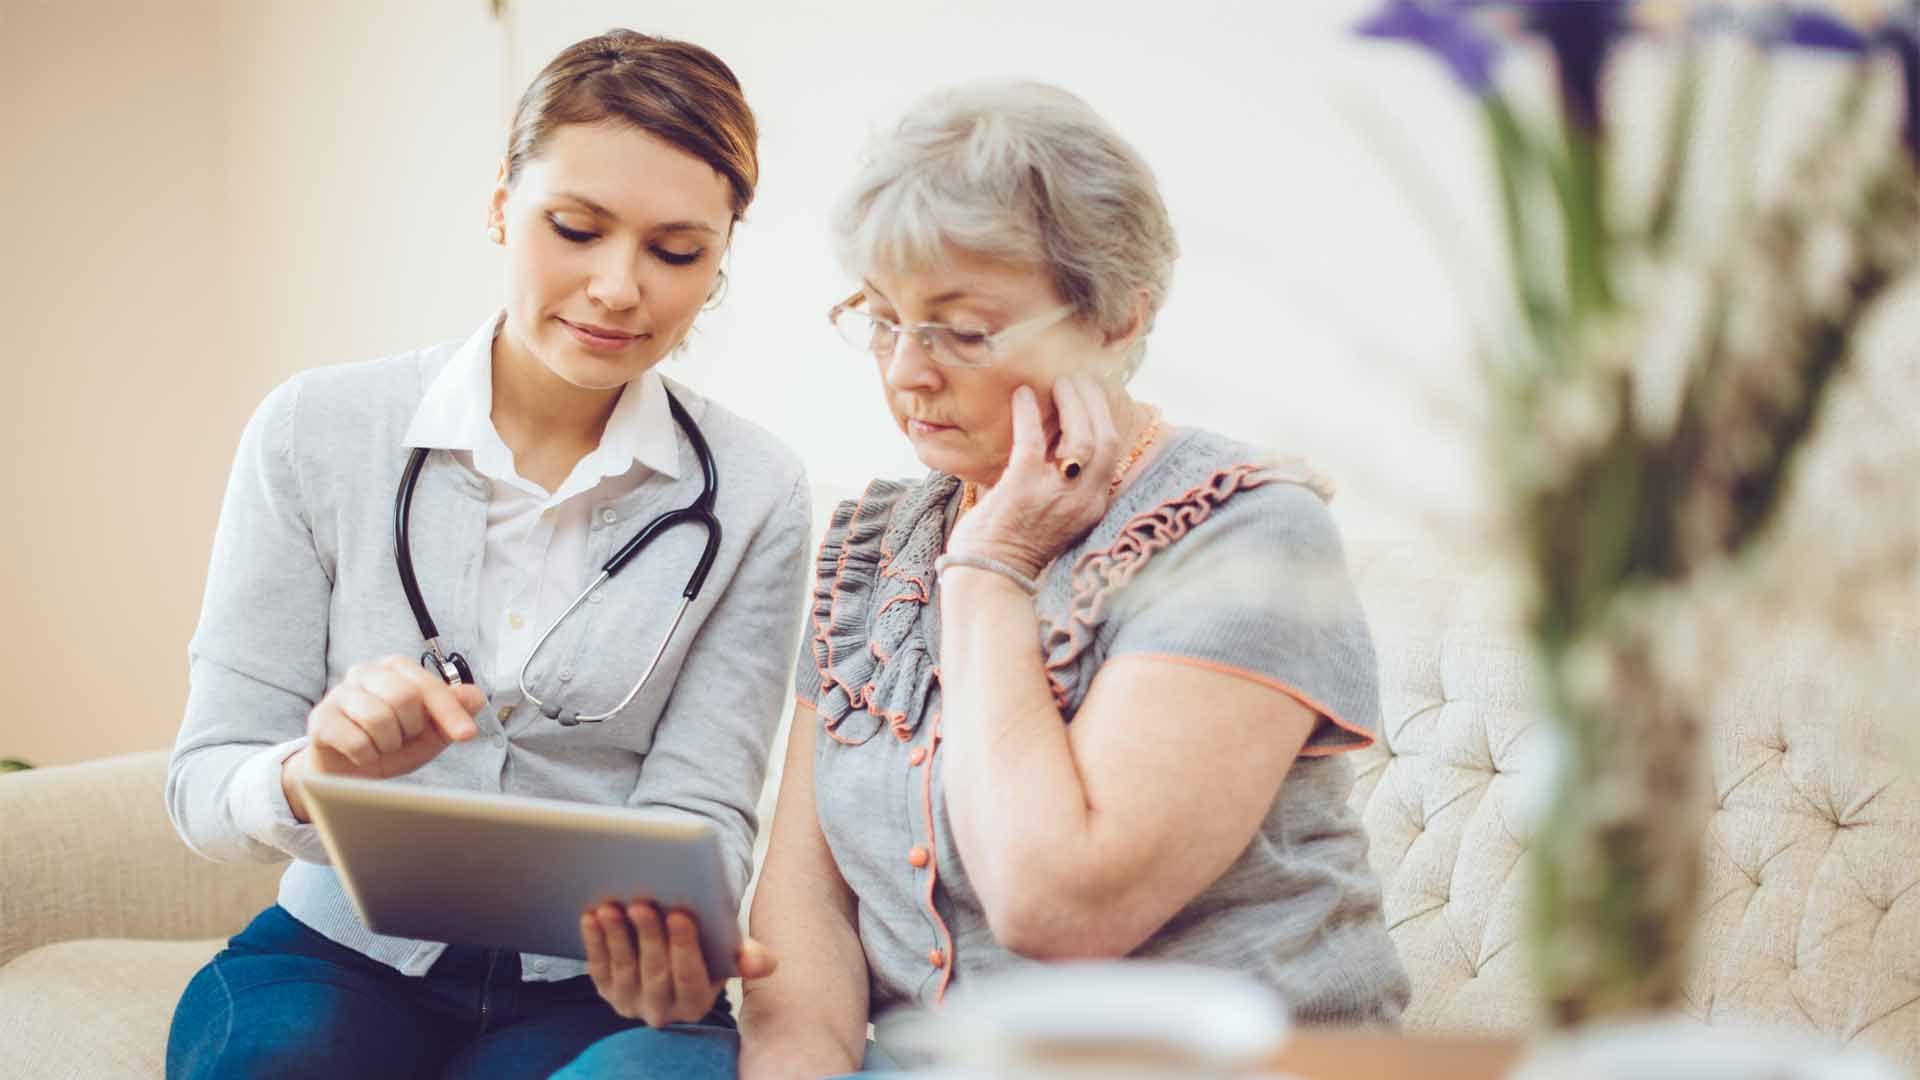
[883,961,1292,1080]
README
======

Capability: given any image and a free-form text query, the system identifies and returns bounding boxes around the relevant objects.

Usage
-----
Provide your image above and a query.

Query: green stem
[1646,50,1699,249]
[1484,97,1560,371]
[1553,129,1613,318]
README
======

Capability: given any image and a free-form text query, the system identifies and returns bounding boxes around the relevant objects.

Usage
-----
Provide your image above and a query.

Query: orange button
[907,846,930,868]
[927,948,946,967]
[908,747,927,766]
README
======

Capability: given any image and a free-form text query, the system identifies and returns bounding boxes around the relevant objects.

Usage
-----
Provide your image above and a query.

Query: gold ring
[1057,458,1085,481]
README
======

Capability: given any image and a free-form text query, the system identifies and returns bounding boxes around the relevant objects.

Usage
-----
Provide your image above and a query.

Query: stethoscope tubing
[393,389,721,725]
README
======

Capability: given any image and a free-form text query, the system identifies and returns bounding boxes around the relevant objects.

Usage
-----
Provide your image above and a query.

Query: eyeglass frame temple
[828,289,1073,366]
[828,288,866,323]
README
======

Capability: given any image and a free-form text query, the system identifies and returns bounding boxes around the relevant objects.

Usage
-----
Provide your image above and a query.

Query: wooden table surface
[1265,1031,1524,1079]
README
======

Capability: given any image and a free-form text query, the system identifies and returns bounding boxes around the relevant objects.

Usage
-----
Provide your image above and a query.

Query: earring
[704,268,728,310]
[486,224,505,245]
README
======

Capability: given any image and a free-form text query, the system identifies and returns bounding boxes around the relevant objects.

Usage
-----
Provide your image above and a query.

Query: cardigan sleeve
[167,374,334,865]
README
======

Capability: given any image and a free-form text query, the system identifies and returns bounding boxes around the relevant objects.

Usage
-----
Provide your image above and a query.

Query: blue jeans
[559,1031,899,1078]
[166,905,734,1079]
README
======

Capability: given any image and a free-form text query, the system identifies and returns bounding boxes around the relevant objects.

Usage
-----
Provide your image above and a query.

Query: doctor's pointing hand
[280,654,485,823]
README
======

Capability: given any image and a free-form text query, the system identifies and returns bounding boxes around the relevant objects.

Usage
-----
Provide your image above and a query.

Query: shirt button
[559,669,575,682]
[589,592,605,604]
[908,747,927,766]
[508,612,525,630]
[532,959,549,974]
[493,734,507,748]
[498,705,515,722]
[927,948,946,968]
[600,508,618,524]
[907,846,930,869]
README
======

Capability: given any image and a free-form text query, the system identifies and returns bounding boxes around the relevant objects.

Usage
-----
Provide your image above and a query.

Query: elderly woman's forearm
[937,571,1117,922]
[941,573,1265,957]
[738,918,867,1077]
[739,906,868,1078]
[739,1000,865,1080]
[744,772,869,1077]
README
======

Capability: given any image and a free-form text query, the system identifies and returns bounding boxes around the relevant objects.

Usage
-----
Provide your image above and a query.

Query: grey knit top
[795,427,1410,1025]
[167,333,810,982]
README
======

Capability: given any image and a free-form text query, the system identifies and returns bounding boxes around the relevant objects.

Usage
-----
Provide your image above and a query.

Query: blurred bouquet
[1358,0,1920,1026]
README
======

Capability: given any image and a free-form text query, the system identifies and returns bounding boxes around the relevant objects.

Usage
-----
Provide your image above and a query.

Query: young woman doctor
[164,30,799,1079]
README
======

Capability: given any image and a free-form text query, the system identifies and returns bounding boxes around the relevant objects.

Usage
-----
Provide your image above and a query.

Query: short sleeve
[792,494,860,711]
[1102,481,1380,754]
[792,643,824,712]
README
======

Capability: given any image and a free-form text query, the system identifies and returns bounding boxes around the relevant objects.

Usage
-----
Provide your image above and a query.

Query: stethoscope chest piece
[423,649,474,687]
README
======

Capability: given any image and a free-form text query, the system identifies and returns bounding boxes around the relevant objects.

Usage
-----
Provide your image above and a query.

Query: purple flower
[1357,0,1500,93]
[1776,3,1919,163]
[1878,11,1920,162]
[1524,0,1628,132]
[1778,9,1870,51]
[1358,1,1628,131]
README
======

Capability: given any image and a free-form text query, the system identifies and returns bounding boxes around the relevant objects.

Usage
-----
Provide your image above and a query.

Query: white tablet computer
[299,774,741,978]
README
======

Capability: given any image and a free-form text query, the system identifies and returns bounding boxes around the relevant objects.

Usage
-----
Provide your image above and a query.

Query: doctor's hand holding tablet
[283,653,777,1030]
[580,899,778,1029]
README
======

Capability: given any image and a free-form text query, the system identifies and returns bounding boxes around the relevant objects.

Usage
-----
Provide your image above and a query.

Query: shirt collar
[402,313,683,483]
[599,363,682,482]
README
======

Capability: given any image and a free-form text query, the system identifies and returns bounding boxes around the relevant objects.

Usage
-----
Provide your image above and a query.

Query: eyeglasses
[827,290,1074,369]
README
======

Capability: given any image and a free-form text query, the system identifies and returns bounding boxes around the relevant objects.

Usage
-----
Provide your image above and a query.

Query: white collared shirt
[400,314,682,686]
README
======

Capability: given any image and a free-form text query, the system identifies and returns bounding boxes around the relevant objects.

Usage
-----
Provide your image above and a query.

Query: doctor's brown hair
[505,29,759,220]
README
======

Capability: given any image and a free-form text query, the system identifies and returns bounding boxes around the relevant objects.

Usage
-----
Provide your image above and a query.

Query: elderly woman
[564,79,1411,1079]
[750,79,1414,1074]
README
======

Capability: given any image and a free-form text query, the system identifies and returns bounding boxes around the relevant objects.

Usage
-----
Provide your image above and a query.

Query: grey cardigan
[167,336,810,982]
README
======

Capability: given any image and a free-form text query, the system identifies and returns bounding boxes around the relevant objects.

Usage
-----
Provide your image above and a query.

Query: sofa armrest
[0,750,283,966]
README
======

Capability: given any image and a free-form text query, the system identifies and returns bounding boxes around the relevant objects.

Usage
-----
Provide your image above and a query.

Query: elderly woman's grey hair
[831,80,1180,380]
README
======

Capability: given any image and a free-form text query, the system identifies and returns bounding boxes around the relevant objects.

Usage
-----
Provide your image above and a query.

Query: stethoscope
[393,390,722,726]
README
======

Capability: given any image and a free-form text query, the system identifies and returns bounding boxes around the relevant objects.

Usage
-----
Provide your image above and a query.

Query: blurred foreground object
[885,962,1289,1079]
[1358,0,1920,1028]
[1508,1017,1907,1079]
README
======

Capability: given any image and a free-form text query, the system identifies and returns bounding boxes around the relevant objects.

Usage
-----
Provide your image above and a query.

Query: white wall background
[2,0,1500,764]
[514,0,1497,530]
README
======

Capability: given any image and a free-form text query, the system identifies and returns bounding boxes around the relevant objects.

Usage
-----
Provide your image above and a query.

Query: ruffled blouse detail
[809,473,961,744]
[1035,459,1334,713]
[808,447,1336,739]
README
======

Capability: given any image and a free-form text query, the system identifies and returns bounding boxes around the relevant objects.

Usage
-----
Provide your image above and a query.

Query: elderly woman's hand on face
[947,373,1134,580]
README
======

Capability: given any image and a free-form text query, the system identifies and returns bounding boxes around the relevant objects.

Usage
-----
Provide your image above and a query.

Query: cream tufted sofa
[3,533,1916,1076]
[1346,536,1920,1069]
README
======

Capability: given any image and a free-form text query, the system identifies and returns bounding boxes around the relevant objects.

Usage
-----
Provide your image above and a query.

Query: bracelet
[934,553,1040,596]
